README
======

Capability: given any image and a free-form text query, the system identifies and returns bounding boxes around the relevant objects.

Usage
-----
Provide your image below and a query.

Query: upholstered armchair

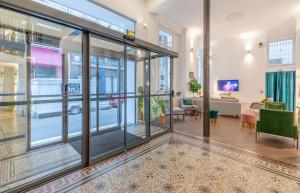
[256,109,298,148]
[265,102,286,110]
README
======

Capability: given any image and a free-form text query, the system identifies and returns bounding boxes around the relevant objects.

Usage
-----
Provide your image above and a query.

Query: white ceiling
[147,0,300,41]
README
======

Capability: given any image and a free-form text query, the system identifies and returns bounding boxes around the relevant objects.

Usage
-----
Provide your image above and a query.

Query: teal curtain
[265,71,296,111]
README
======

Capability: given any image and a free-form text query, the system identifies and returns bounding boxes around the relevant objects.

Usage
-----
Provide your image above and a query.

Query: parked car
[31,100,114,119]
[109,98,124,108]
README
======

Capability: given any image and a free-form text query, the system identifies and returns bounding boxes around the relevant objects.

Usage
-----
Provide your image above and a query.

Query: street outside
[31,107,118,143]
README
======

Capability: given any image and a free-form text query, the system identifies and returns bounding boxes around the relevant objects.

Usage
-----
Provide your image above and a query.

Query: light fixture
[143,22,147,28]
[190,48,194,52]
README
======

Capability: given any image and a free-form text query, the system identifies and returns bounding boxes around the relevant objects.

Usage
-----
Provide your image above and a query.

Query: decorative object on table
[260,98,272,103]
[241,113,257,128]
[210,110,219,124]
[256,109,298,149]
[188,77,202,98]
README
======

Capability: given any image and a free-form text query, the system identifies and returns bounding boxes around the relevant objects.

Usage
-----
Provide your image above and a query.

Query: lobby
[0,0,300,192]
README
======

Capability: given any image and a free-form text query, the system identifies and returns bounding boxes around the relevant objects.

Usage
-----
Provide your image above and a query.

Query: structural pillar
[203,0,210,137]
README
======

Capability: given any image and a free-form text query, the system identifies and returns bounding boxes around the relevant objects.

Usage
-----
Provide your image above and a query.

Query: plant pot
[139,111,144,122]
[158,115,167,124]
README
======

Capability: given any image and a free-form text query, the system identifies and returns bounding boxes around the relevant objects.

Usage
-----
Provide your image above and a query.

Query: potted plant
[6,105,16,113]
[151,98,161,117]
[157,97,168,124]
[188,77,202,97]
[138,86,144,122]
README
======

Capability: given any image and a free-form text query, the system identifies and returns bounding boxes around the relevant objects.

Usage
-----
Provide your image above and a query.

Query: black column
[203,0,210,137]
[82,31,90,166]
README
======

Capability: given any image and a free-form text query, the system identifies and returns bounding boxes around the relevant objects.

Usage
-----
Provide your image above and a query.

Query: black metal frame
[0,1,177,193]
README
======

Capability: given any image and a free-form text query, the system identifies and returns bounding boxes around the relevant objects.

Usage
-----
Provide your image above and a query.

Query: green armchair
[265,102,286,110]
[256,109,298,149]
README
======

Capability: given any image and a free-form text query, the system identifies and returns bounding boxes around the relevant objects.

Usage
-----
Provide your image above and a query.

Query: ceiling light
[226,13,244,22]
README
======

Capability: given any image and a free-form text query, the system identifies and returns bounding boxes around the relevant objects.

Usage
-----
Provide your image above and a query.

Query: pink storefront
[30,45,63,79]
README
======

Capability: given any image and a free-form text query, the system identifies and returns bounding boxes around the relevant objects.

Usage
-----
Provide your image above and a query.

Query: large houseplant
[188,77,202,97]
[151,97,168,124]
[138,86,145,122]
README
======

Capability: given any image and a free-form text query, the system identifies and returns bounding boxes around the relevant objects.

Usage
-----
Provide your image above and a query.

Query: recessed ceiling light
[226,12,244,22]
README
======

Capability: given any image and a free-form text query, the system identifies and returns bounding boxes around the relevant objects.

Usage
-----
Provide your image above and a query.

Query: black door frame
[0,2,178,192]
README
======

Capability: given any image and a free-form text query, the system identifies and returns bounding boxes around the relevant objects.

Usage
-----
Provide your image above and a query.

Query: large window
[196,49,203,85]
[32,0,135,33]
[268,38,295,66]
[158,30,172,93]
[159,30,173,50]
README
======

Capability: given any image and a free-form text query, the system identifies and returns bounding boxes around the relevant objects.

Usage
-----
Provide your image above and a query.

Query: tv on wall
[217,80,239,91]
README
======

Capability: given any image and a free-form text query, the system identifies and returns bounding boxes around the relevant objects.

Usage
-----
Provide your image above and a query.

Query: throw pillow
[183,99,193,105]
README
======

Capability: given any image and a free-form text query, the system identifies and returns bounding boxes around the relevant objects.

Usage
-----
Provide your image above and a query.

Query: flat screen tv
[217,80,239,91]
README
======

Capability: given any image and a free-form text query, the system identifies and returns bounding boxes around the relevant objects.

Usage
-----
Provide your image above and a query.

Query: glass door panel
[149,52,172,135]
[30,43,64,147]
[67,51,83,139]
[126,47,149,147]
[0,7,82,192]
[89,36,125,161]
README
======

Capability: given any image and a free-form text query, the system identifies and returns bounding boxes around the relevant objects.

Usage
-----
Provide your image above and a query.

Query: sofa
[180,97,241,118]
[256,109,298,148]
[180,97,199,110]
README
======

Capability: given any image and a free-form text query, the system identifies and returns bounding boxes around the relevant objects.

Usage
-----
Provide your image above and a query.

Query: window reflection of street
[0,108,26,140]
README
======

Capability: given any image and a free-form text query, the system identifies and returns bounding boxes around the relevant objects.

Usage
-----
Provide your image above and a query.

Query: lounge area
[174,110,300,165]
[2,0,300,192]
[173,80,299,163]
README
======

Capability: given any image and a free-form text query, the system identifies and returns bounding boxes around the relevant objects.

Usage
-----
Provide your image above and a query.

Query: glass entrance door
[89,36,125,162]
[125,47,150,147]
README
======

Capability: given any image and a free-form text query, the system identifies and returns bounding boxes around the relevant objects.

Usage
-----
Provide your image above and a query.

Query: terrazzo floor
[29,132,300,193]
[0,143,81,192]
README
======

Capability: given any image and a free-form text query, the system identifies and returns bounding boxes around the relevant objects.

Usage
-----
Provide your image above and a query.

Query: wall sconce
[143,22,147,28]
[190,48,194,52]
[246,49,251,54]
[189,72,194,79]
[260,89,264,94]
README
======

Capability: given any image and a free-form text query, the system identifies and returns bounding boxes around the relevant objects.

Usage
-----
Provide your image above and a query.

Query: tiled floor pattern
[0,126,167,192]
[0,138,26,160]
[29,132,300,193]
[0,143,81,192]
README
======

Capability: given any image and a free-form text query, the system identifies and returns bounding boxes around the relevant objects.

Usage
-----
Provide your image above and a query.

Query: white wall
[210,31,298,104]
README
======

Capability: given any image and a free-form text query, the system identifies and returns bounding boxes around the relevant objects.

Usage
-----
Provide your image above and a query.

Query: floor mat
[70,129,142,158]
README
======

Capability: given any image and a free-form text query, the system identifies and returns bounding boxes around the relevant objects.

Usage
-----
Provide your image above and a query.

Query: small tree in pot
[188,77,201,97]
[138,86,145,122]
